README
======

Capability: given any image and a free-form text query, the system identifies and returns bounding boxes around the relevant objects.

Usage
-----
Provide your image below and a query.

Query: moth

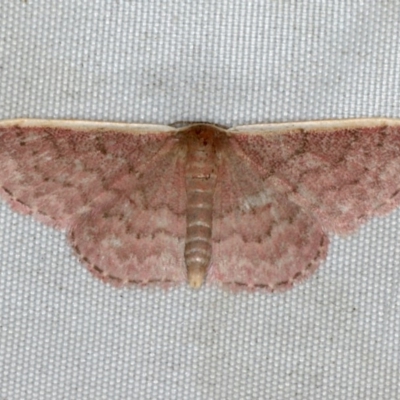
[1,118,400,290]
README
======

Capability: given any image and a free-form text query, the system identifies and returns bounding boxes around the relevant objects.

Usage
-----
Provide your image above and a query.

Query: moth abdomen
[182,124,221,288]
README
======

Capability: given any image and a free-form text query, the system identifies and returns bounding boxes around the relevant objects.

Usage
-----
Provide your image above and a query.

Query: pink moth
[0,118,400,290]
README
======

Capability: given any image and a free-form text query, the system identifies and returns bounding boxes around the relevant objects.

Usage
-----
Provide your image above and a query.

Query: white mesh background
[0,1,399,399]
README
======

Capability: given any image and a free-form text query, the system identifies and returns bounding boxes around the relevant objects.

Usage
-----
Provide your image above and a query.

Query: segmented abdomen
[183,127,219,287]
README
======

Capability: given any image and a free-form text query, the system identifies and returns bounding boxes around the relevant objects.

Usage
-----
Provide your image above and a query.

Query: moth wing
[69,132,189,286]
[228,119,400,234]
[0,119,187,285]
[0,119,177,227]
[209,140,329,291]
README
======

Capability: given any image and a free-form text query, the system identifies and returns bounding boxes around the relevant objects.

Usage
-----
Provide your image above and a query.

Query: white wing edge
[3,118,400,136]
[229,118,400,135]
[0,119,177,135]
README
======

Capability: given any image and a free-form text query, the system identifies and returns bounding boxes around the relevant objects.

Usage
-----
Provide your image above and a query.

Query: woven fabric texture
[0,1,399,399]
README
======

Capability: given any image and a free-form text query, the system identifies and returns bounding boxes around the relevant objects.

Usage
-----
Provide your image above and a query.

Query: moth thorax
[183,125,220,288]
